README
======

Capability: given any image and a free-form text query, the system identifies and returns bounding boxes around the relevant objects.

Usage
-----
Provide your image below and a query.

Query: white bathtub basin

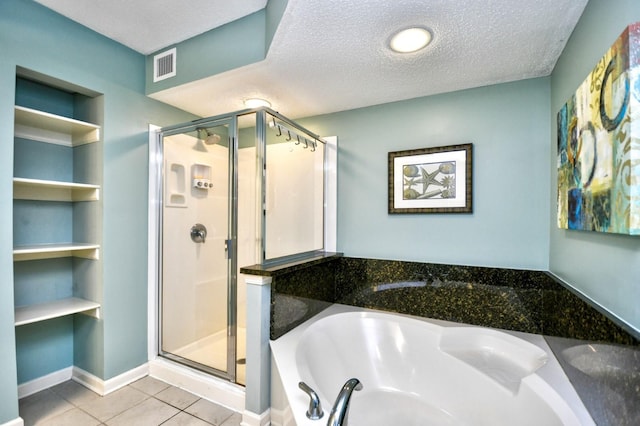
[270,304,594,426]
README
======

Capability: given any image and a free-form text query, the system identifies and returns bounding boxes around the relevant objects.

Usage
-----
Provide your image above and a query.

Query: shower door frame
[155,115,239,382]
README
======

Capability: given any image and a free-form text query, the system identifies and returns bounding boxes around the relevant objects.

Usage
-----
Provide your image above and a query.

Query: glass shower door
[159,119,236,380]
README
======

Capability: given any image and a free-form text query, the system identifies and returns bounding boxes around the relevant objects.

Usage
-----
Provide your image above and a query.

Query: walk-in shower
[153,108,327,384]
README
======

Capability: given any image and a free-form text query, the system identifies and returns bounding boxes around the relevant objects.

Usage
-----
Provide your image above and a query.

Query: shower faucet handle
[190,223,207,243]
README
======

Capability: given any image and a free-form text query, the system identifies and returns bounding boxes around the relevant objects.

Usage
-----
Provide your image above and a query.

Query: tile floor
[19,376,242,426]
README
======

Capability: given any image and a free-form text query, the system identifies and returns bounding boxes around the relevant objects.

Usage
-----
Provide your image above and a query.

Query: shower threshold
[169,326,246,385]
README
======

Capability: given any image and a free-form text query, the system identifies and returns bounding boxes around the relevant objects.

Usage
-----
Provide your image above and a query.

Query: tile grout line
[20,378,241,426]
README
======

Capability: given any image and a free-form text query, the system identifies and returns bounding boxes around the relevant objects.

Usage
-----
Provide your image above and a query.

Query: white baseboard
[18,363,150,399]
[16,361,247,421]
[18,367,73,399]
[73,364,149,396]
[1,417,24,426]
[241,408,271,426]
[149,358,245,412]
[269,406,294,426]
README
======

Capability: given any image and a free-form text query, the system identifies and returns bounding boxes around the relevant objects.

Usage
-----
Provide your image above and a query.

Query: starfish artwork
[388,143,472,214]
[403,162,456,200]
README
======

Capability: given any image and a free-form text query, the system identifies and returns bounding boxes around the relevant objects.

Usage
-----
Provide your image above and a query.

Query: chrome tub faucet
[327,378,363,426]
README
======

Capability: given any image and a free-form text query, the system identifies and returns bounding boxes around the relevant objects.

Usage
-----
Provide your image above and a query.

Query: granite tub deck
[241,252,341,339]
[241,255,640,425]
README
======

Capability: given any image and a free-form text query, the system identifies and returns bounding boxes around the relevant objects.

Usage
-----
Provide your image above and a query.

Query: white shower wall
[265,141,324,260]
[162,136,230,353]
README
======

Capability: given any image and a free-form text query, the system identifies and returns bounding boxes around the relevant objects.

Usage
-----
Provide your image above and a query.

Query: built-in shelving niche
[13,68,104,386]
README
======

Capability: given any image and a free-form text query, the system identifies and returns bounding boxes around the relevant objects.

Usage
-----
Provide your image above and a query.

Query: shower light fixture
[389,27,432,53]
[244,98,272,108]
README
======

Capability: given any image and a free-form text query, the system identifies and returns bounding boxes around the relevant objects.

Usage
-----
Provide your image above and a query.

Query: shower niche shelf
[192,163,212,190]
[166,161,188,207]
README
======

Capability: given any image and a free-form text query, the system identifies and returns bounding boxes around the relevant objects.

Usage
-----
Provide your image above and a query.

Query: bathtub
[270,304,594,426]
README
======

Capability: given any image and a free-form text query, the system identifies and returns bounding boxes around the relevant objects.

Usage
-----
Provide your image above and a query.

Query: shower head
[196,128,221,145]
[206,133,221,145]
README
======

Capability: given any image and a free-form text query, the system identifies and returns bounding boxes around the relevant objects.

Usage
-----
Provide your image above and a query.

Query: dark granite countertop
[545,336,640,425]
[240,252,343,277]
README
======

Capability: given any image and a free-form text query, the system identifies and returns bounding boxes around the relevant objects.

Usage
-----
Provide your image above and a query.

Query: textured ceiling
[34,0,268,54]
[34,0,588,119]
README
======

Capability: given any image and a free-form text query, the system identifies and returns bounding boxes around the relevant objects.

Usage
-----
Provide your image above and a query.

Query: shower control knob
[193,178,212,189]
[190,223,207,243]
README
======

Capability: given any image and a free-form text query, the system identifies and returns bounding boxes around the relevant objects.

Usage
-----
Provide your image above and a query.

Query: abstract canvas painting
[557,22,640,235]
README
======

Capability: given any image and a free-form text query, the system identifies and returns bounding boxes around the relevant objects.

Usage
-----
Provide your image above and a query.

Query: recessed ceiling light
[244,98,271,108]
[389,27,432,53]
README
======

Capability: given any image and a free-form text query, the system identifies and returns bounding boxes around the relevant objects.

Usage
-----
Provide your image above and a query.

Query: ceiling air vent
[153,48,176,82]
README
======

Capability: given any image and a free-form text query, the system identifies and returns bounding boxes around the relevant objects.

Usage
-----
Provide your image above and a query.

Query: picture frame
[388,143,473,214]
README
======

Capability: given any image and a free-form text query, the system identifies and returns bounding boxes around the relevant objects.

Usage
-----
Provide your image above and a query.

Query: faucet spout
[327,378,363,426]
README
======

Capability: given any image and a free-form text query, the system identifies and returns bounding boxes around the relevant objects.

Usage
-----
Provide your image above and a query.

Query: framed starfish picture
[388,143,473,214]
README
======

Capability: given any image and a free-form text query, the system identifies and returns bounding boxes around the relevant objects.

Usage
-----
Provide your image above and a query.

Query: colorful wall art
[557,22,640,235]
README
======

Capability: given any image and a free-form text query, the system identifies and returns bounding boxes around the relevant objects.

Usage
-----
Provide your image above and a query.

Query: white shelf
[13,243,100,262]
[12,81,103,378]
[13,177,100,202]
[15,297,101,326]
[14,105,100,146]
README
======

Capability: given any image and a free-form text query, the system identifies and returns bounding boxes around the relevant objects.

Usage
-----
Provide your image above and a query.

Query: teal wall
[300,77,551,269]
[145,0,288,95]
[0,1,196,422]
[265,0,289,52]
[549,0,640,333]
[145,10,267,94]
